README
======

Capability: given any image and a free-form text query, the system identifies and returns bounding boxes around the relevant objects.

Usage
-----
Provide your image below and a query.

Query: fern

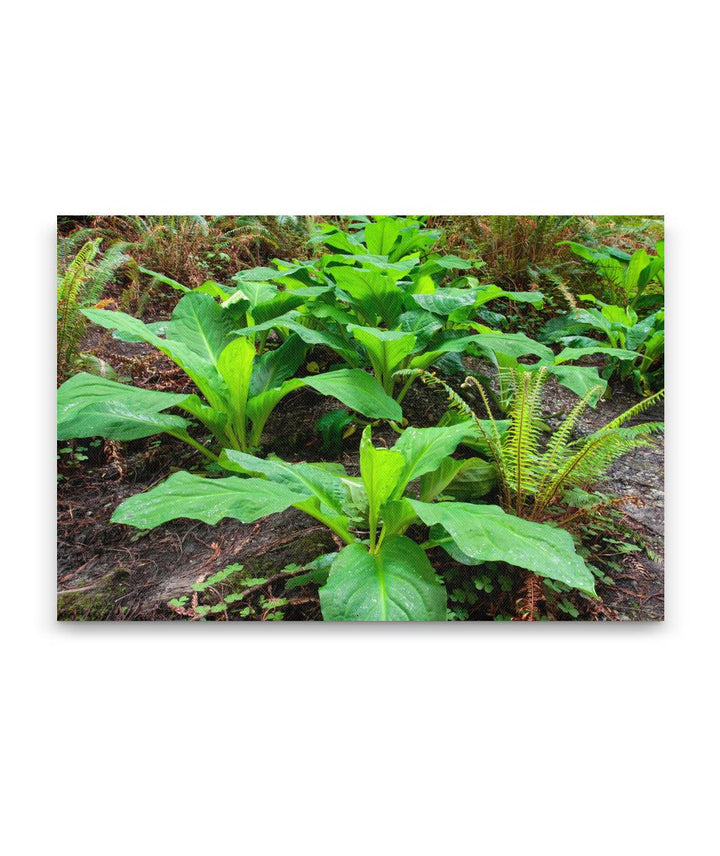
[56,239,129,380]
[500,368,547,514]
[413,366,663,522]
[532,390,665,514]
[57,239,101,378]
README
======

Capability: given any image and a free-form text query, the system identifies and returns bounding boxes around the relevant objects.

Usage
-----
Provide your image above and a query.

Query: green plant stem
[395,374,416,404]
[293,500,355,545]
[170,432,219,463]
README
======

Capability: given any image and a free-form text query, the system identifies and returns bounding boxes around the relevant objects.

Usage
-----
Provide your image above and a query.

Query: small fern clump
[56,239,130,381]
[407,368,663,522]
[463,369,663,520]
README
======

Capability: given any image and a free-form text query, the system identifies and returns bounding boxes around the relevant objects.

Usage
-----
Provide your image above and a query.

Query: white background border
[3,2,714,853]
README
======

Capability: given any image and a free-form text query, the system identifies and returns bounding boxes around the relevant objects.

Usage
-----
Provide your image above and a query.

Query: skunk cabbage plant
[111,423,597,621]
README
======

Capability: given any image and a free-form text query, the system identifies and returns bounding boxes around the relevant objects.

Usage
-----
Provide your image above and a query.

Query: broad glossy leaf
[501,290,544,306]
[347,324,416,379]
[83,297,232,408]
[111,471,309,529]
[233,266,285,283]
[219,449,347,515]
[559,241,606,263]
[463,328,554,362]
[193,280,233,299]
[544,365,606,405]
[303,370,402,421]
[411,288,478,316]
[359,425,406,532]
[364,219,402,256]
[57,373,192,441]
[329,254,419,281]
[319,536,447,621]
[179,394,230,439]
[236,312,358,364]
[411,254,472,281]
[230,281,278,308]
[411,331,553,369]
[161,293,239,364]
[419,457,497,503]
[407,499,596,595]
[330,265,405,326]
[248,334,307,397]
[217,336,255,427]
[555,346,638,364]
[245,369,402,447]
[137,267,189,292]
[310,226,365,255]
[392,422,477,486]
[389,225,441,261]
[625,249,651,293]
[397,310,443,349]
[380,498,419,536]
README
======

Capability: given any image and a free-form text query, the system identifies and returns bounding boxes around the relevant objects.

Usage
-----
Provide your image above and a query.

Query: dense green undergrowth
[57,214,664,621]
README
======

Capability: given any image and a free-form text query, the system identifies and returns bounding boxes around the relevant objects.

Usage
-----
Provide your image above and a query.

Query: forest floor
[57,325,664,622]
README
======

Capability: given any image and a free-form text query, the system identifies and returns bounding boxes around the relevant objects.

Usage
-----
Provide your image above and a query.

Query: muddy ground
[57,328,664,622]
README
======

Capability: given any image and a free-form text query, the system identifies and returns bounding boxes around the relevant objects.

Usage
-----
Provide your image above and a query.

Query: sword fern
[410,368,664,521]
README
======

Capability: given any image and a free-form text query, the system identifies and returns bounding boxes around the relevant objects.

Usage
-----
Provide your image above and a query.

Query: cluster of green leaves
[57,291,400,456]
[168,563,290,620]
[58,215,612,462]
[223,216,616,407]
[57,215,665,622]
[559,239,664,310]
[113,421,598,621]
[540,295,664,394]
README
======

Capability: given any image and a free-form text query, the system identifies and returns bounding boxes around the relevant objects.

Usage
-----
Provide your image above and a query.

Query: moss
[57,569,130,621]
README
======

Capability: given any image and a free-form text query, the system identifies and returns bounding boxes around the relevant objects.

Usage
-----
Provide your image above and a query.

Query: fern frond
[404,369,511,507]
[601,388,665,430]
[57,239,102,374]
[501,368,547,514]
[534,384,603,514]
[396,369,477,423]
[540,425,659,510]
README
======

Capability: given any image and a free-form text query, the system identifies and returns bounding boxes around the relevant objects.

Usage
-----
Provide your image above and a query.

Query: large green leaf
[244,369,402,449]
[411,331,553,369]
[397,310,443,348]
[411,288,478,316]
[330,266,405,326]
[392,422,477,487]
[364,219,402,256]
[235,312,359,365]
[83,297,231,409]
[318,536,447,621]
[57,373,192,441]
[310,225,366,255]
[161,292,239,366]
[326,254,418,282]
[544,365,607,404]
[302,370,402,421]
[111,471,308,529]
[248,334,307,397]
[219,450,347,516]
[554,346,638,364]
[359,426,406,542]
[419,456,497,503]
[624,249,651,293]
[137,267,189,293]
[217,336,255,437]
[347,324,416,387]
[407,500,596,595]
